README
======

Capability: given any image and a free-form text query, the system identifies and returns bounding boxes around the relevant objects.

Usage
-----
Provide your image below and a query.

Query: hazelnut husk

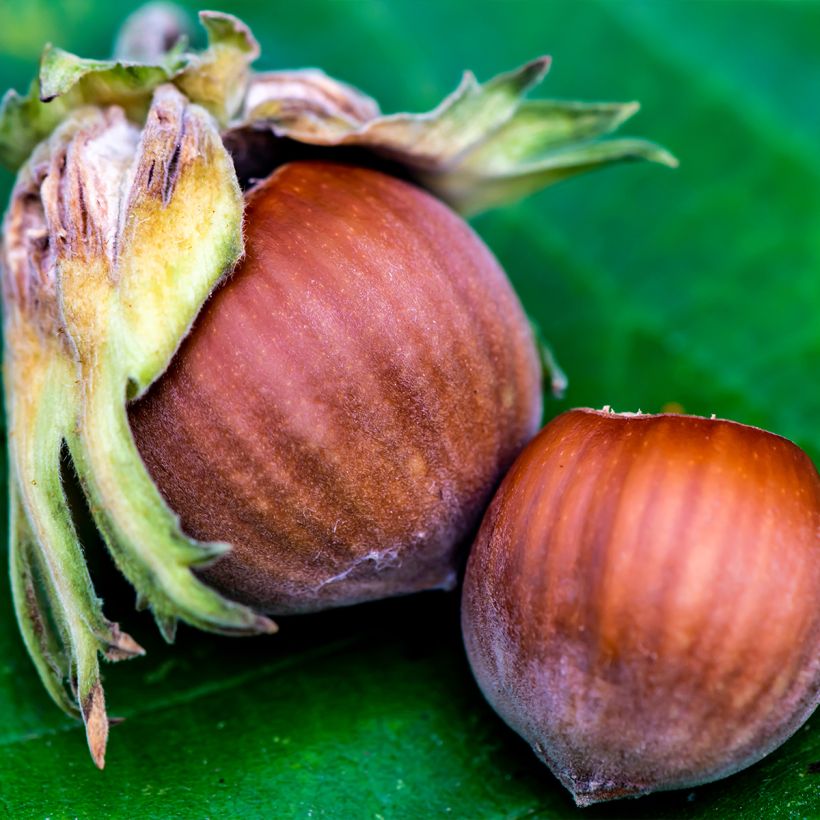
[462,408,820,806]
[0,7,675,765]
[129,160,543,612]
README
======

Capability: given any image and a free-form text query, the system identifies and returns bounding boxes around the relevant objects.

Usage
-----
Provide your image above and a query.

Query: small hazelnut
[462,408,820,805]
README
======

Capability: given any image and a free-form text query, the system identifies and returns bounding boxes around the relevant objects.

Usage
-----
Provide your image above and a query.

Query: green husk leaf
[2,132,144,767]
[340,57,553,166]
[228,57,676,215]
[175,12,260,123]
[0,47,183,169]
[115,83,245,390]
[43,90,274,639]
[529,319,568,400]
[427,135,678,215]
[38,45,182,103]
[0,85,68,169]
[1,86,273,767]
[9,483,79,720]
[0,11,257,170]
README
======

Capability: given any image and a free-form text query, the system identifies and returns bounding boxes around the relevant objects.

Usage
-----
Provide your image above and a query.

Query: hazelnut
[129,160,542,613]
[462,408,820,805]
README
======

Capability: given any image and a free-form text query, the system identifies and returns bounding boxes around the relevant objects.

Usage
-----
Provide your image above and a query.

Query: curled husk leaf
[0,6,676,765]
[225,58,677,215]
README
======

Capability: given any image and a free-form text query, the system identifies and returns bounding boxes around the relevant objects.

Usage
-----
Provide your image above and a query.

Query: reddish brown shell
[462,408,820,806]
[129,161,542,613]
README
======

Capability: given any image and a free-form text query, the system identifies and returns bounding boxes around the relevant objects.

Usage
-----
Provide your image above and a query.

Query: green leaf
[0,0,818,817]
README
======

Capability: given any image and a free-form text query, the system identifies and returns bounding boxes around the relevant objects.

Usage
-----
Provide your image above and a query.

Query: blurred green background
[0,0,818,817]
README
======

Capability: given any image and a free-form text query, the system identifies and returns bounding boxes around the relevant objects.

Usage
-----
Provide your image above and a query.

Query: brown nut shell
[462,408,820,806]
[129,161,542,613]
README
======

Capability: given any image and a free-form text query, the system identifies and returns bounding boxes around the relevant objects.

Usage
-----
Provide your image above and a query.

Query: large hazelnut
[130,160,543,612]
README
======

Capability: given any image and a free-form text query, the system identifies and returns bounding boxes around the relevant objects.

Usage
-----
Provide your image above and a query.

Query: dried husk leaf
[1,86,275,767]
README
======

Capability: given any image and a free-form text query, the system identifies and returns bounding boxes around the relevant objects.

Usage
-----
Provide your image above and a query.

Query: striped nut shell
[130,161,543,613]
[462,408,820,806]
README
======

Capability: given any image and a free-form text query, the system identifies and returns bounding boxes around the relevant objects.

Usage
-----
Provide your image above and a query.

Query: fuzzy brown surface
[129,161,542,613]
[461,409,820,805]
